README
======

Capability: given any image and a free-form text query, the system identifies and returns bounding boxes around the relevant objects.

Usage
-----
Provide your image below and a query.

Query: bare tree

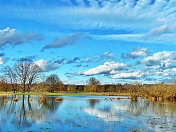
[0,75,8,92]
[5,66,18,93]
[15,60,41,93]
[86,77,100,92]
[15,62,30,93]
[87,77,100,85]
[46,74,61,93]
[27,63,41,93]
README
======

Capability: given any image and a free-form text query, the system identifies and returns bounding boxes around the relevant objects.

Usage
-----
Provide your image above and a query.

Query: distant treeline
[1,77,176,101]
[0,80,129,93]
[1,60,176,101]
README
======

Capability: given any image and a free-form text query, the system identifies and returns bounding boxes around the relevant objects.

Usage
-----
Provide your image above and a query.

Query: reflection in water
[84,104,127,122]
[128,99,176,117]
[0,96,176,131]
[127,99,176,131]
[128,100,150,116]
[0,95,62,128]
[88,99,100,107]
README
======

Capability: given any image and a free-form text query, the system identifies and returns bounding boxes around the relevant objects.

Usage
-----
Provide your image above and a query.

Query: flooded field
[0,95,176,132]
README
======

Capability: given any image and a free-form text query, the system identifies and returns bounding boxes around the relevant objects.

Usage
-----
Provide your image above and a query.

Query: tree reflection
[0,95,62,129]
[127,99,176,131]
[88,99,100,107]
[128,99,176,117]
[41,97,63,112]
[0,96,7,109]
[128,100,150,116]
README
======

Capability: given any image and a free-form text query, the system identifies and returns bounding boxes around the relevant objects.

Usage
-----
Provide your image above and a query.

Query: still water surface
[0,95,176,132]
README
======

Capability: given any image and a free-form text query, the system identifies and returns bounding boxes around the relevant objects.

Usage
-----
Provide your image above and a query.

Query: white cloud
[87,0,99,8]
[0,58,3,65]
[42,33,88,51]
[0,57,8,65]
[0,1,162,30]
[0,27,42,47]
[34,60,60,72]
[155,68,176,77]
[84,104,127,122]
[78,50,176,82]
[0,57,5,65]
[111,71,144,79]
[122,48,147,59]
[110,70,118,74]
[80,61,126,76]
[142,51,176,68]
[81,51,114,63]
[131,48,147,57]
[2,0,176,44]
[75,0,86,6]
[146,24,168,37]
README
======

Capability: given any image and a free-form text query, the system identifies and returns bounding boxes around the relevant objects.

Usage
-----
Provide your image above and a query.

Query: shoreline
[1,92,176,102]
[0,92,130,96]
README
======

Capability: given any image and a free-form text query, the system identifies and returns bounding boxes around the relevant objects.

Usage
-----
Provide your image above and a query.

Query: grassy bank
[0,92,130,96]
[0,92,13,96]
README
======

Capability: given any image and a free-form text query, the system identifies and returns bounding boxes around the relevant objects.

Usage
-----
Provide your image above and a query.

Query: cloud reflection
[84,104,128,122]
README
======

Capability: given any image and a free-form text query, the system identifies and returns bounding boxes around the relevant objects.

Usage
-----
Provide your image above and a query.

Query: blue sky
[1,0,176,84]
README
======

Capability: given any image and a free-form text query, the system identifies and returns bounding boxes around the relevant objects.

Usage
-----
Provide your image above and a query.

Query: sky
[0,0,176,85]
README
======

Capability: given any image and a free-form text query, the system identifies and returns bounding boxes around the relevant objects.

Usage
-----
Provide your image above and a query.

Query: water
[0,95,176,132]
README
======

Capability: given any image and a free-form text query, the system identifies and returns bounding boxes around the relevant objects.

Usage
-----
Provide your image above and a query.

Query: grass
[0,92,130,96]
[0,92,13,96]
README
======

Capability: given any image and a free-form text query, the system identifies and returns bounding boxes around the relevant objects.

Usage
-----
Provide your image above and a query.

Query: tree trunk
[23,83,25,93]
[28,84,30,93]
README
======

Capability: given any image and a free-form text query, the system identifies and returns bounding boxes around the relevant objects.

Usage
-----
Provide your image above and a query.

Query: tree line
[1,60,176,101]
[0,59,130,93]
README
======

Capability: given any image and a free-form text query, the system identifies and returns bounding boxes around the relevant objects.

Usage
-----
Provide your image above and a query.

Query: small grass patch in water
[129,128,145,132]
[40,127,51,130]
[39,127,45,129]
[75,124,82,127]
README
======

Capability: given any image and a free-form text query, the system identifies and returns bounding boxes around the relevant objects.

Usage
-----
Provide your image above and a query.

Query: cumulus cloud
[0,27,42,48]
[142,51,176,68]
[34,60,60,72]
[122,48,147,59]
[79,61,126,76]
[111,71,144,79]
[154,68,176,77]
[163,68,176,77]
[42,33,89,51]
[131,48,147,57]
[78,50,176,82]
